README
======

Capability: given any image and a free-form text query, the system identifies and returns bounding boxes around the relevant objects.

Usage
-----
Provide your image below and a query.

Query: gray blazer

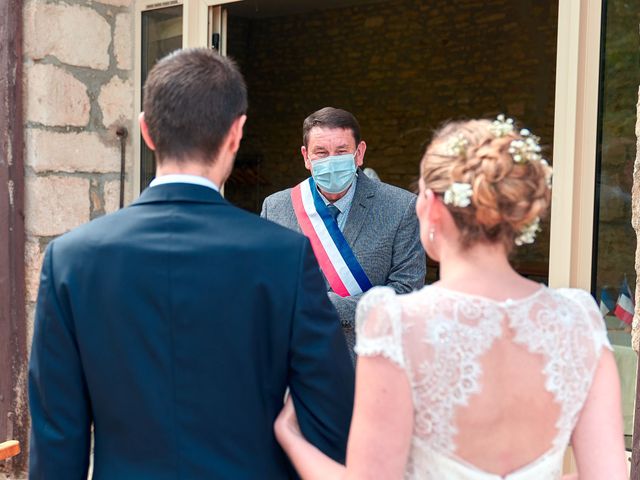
[261,171,426,354]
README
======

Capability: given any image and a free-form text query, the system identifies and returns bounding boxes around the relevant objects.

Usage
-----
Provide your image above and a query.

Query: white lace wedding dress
[354,285,612,479]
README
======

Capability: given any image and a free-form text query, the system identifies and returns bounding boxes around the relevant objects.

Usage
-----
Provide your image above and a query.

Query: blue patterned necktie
[327,204,340,222]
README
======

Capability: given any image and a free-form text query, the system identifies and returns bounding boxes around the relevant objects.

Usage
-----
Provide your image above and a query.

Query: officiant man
[28,50,354,478]
[261,107,426,356]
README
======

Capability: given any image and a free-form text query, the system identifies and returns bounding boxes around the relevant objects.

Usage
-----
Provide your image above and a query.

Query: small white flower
[446,134,469,157]
[509,132,542,164]
[515,217,541,246]
[443,182,473,208]
[489,114,515,137]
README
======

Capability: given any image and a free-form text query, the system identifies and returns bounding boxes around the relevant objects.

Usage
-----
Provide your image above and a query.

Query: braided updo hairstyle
[420,118,552,252]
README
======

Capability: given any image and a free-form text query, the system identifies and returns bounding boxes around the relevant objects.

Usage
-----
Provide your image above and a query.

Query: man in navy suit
[28,48,354,479]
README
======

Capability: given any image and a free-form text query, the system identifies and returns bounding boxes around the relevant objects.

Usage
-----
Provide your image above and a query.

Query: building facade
[0,0,638,477]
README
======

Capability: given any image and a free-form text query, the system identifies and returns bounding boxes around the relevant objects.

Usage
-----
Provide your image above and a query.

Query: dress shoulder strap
[354,286,406,369]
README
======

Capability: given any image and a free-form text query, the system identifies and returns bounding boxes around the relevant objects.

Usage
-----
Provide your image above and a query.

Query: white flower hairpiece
[446,134,469,157]
[515,217,541,246]
[443,182,473,208]
[509,129,543,164]
[489,114,515,137]
[490,115,549,170]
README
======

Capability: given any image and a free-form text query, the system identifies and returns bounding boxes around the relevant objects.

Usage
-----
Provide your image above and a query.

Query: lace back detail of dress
[354,285,611,477]
[508,288,612,448]
[410,295,504,455]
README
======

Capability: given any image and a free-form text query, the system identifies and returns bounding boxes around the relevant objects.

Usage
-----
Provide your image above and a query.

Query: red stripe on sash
[291,184,350,297]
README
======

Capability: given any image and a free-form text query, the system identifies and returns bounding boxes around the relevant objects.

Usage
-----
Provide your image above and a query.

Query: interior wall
[227,0,558,276]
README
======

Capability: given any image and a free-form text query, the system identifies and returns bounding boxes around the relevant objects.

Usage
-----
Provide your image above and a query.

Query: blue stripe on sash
[308,177,373,293]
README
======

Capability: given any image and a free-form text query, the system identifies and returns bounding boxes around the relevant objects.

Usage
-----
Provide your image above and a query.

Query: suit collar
[343,169,378,245]
[132,182,227,206]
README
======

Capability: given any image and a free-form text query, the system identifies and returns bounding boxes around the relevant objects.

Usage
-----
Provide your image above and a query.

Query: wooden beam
[0,0,27,475]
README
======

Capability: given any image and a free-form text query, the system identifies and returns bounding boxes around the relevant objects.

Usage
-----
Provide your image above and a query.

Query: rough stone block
[25,63,90,127]
[91,181,104,214]
[24,2,110,70]
[99,76,134,128]
[26,129,121,173]
[24,237,44,304]
[114,13,132,70]
[95,0,132,5]
[104,179,122,214]
[25,175,91,236]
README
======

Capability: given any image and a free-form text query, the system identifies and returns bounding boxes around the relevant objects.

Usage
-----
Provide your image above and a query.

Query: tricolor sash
[291,177,372,297]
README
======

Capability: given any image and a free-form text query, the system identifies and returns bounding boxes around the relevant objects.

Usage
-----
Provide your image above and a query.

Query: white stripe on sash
[299,180,364,296]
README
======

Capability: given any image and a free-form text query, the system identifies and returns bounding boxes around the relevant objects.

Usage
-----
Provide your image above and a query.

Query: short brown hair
[143,48,247,163]
[302,107,361,147]
[421,119,552,252]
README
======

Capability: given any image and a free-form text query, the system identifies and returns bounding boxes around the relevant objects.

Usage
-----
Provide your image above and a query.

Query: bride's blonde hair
[420,118,552,252]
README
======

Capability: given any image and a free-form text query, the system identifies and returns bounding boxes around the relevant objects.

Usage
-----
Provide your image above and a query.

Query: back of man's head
[143,48,247,164]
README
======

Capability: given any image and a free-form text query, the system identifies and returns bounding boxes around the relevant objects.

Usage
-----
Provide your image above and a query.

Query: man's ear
[227,114,247,154]
[139,112,156,151]
[355,141,367,168]
[301,146,311,171]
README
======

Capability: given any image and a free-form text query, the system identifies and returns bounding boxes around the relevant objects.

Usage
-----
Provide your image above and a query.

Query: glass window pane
[593,0,640,451]
[140,6,183,192]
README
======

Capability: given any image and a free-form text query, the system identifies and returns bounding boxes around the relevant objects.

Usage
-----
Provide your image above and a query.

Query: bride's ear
[424,189,442,224]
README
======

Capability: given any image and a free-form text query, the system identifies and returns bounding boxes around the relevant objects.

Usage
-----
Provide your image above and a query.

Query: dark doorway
[224,0,558,283]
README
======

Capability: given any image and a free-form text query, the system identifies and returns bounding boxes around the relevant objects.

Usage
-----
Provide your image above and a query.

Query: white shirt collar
[149,174,219,192]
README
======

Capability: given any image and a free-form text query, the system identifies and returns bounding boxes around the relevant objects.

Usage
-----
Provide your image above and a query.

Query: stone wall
[22,0,134,374]
[226,0,558,277]
[632,86,640,351]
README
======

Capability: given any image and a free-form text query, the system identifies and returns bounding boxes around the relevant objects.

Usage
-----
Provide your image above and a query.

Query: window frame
[548,0,603,291]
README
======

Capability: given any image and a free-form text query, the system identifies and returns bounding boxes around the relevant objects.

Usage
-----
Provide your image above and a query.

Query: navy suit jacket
[29,183,354,479]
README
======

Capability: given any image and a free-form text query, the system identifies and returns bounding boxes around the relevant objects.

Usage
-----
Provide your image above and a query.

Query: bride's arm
[275,355,413,480]
[571,349,627,479]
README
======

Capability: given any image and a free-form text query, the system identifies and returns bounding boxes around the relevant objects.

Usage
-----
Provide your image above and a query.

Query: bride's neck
[438,241,518,286]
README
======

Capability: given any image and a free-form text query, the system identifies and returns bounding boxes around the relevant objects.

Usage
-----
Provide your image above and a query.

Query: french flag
[614,277,635,325]
[599,288,615,317]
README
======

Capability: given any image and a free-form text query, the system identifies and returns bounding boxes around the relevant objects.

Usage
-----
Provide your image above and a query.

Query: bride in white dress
[274,117,628,479]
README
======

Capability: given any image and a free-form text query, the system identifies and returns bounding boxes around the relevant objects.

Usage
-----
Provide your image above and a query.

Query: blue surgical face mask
[311,153,357,194]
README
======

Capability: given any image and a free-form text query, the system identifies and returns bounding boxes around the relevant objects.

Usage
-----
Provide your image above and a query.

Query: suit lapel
[342,171,377,246]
